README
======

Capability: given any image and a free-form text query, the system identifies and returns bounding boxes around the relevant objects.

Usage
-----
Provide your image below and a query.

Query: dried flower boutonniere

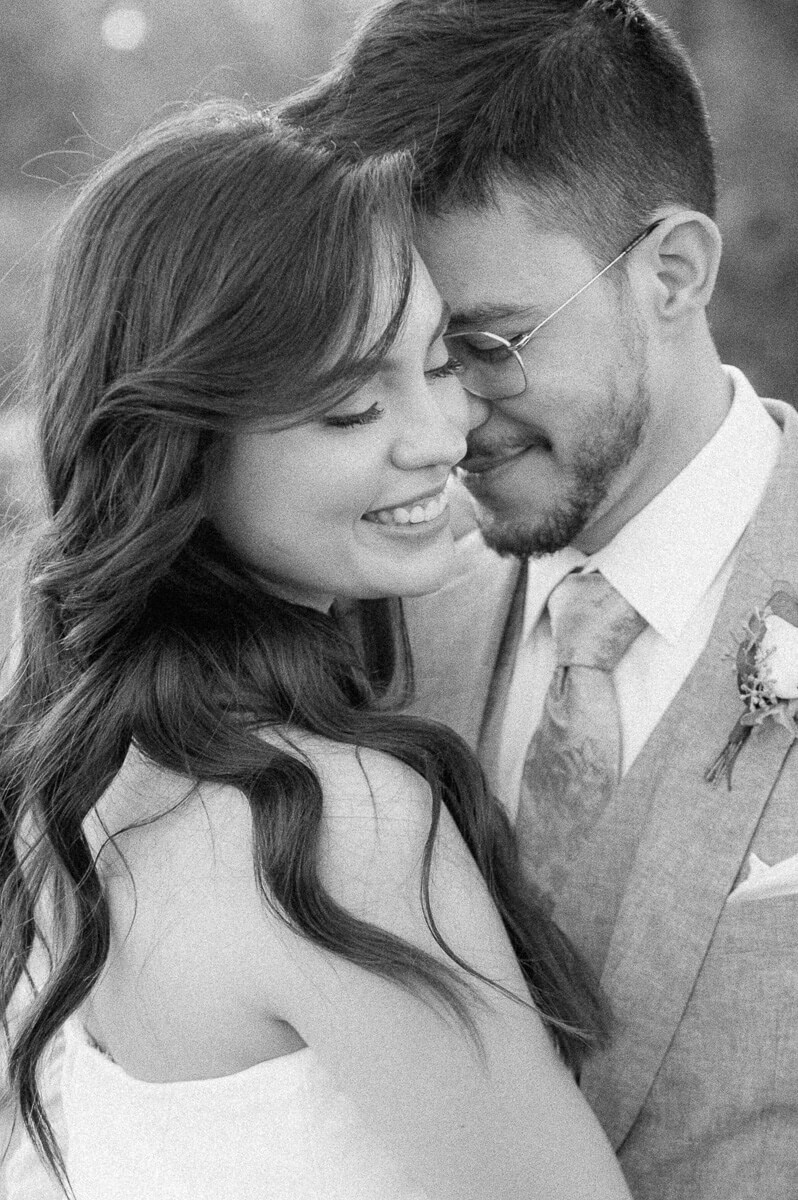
[706,586,798,789]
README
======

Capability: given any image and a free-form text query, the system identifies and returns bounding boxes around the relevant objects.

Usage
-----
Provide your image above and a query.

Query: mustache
[463,431,550,465]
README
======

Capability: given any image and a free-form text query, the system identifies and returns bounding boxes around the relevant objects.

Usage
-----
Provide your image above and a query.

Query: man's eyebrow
[446,302,542,330]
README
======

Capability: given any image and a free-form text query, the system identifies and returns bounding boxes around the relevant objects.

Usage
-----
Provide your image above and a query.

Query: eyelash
[324,359,464,429]
[324,403,385,429]
[427,356,464,380]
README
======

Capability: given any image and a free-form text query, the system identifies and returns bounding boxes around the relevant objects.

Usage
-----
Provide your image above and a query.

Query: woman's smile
[362,486,450,527]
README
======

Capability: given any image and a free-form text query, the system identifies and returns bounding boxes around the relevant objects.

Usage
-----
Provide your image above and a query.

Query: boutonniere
[706,586,798,789]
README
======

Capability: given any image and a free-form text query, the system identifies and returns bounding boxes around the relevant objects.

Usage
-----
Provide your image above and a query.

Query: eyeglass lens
[442,331,527,400]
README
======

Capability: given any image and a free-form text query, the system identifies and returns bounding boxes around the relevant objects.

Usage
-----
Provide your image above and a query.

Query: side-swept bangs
[34,101,416,499]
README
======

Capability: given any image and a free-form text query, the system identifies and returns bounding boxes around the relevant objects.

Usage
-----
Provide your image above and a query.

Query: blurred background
[0,0,797,667]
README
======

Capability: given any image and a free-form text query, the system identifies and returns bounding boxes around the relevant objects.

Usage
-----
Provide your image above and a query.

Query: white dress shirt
[497,367,782,816]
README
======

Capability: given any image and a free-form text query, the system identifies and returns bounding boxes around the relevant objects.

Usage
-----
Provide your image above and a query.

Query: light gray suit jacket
[403,399,798,1200]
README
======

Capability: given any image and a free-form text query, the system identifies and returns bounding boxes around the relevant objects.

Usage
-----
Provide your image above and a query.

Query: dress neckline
[63,1017,316,1099]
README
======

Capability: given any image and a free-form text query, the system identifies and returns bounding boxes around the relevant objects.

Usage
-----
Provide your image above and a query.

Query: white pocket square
[727,852,798,904]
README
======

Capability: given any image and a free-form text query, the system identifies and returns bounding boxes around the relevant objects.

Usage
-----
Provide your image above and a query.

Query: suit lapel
[580,400,798,1146]
[403,533,520,750]
[477,560,528,801]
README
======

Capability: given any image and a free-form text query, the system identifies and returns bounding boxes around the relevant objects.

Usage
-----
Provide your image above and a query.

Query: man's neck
[574,356,734,555]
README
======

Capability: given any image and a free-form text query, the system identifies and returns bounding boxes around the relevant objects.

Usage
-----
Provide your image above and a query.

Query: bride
[0,102,630,1199]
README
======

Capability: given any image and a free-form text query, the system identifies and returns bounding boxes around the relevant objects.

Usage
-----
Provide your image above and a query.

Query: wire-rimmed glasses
[443,218,665,400]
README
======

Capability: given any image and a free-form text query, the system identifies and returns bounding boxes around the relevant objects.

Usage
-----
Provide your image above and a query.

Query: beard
[469,376,651,559]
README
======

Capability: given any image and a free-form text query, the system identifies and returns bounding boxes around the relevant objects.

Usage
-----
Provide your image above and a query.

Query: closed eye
[444,333,516,364]
[425,356,464,381]
[323,402,385,429]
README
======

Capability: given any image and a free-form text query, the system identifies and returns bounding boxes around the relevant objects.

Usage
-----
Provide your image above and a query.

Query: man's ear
[638,210,722,320]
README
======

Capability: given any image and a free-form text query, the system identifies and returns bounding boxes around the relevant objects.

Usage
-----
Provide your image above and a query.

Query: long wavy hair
[0,100,608,1189]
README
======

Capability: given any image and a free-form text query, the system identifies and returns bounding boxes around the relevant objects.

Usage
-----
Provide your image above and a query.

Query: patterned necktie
[516,571,647,907]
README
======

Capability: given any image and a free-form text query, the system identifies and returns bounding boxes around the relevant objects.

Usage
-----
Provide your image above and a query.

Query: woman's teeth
[366,491,449,526]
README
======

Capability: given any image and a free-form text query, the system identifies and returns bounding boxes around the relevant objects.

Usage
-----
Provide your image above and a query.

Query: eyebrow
[446,302,543,330]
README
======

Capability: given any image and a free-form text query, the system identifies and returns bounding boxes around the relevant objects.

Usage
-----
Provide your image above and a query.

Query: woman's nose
[390,389,469,471]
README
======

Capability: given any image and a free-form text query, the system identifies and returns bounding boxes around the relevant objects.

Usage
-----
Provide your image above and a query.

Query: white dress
[4,1020,429,1199]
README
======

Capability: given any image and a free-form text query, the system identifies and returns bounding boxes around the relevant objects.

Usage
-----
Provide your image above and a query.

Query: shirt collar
[521,546,588,642]
[522,367,781,646]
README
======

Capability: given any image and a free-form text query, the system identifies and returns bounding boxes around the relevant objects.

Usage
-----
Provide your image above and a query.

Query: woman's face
[212,257,486,610]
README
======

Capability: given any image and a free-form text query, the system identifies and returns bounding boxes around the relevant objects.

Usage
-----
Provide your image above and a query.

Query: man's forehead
[416,183,573,249]
[415,198,530,261]
[415,189,592,324]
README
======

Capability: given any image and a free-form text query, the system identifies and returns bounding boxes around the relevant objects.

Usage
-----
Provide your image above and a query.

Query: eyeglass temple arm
[514,217,666,352]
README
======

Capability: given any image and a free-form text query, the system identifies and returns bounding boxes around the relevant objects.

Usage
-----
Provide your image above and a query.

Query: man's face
[416,187,654,557]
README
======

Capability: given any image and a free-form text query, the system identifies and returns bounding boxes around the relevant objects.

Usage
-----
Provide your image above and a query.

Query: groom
[281,2,798,1197]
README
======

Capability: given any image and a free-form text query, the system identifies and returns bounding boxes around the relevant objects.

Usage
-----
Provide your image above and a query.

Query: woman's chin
[351,512,456,597]
[389,547,458,598]
[346,538,456,600]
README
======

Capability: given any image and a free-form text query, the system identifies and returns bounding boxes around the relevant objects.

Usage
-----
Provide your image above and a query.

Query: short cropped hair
[280,0,717,257]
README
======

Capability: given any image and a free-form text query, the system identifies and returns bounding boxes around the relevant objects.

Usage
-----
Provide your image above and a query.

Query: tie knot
[547,572,646,671]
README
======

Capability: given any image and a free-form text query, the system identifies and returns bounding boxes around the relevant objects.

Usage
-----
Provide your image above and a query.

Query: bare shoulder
[87,734,452,995]
[254,730,466,922]
[83,731,537,1089]
[83,735,433,1073]
[89,733,438,897]
[85,747,267,1004]
[275,728,436,821]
